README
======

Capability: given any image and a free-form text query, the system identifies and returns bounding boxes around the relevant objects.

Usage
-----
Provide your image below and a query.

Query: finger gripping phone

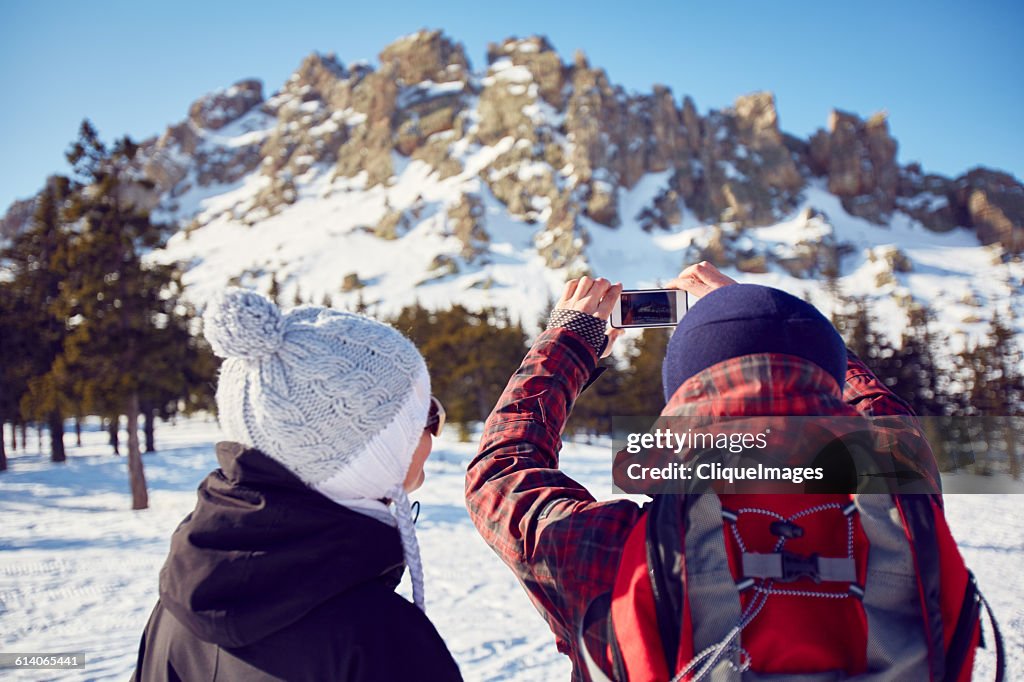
[610,289,688,328]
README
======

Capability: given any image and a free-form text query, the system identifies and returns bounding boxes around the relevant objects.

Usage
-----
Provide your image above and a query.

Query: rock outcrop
[380,30,470,86]
[955,169,1024,253]
[141,79,269,210]
[809,110,900,223]
[536,192,588,273]
[896,164,958,232]
[486,36,566,109]
[374,205,412,240]
[447,193,489,259]
[686,207,849,279]
[690,93,804,226]
[188,80,264,131]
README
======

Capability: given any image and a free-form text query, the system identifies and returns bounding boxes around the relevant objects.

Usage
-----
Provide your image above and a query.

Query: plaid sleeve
[465,327,642,665]
[843,348,941,492]
[843,348,917,417]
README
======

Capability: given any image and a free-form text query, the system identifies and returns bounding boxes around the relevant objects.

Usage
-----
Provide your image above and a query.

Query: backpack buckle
[780,551,821,583]
[769,520,804,539]
[742,551,854,583]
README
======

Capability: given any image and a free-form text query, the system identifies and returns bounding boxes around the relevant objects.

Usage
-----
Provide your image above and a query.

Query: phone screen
[619,291,681,326]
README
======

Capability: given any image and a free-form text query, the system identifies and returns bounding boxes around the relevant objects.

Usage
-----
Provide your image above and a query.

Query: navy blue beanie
[661,284,847,402]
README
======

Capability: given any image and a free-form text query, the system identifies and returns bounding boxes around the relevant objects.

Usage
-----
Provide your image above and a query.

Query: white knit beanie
[204,287,430,610]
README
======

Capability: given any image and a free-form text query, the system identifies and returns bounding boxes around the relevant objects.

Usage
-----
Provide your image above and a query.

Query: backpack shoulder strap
[673,493,743,672]
[644,493,742,677]
[647,493,686,668]
[945,570,1006,682]
[901,491,1003,679]
[578,512,654,682]
[581,494,738,681]
[979,588,1006,682]
[894,493,947,680]
[945,569,982,680]
[854,494,933,679]
[891,493,1006,682]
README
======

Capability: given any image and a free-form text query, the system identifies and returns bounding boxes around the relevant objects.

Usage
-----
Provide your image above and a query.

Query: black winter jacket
[133,442,462,681]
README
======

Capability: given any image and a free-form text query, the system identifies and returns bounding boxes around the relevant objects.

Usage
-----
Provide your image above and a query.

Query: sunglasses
[426,395,446,437]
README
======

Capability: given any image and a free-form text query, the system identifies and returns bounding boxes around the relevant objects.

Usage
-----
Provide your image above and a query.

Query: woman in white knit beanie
[133,288,462,682]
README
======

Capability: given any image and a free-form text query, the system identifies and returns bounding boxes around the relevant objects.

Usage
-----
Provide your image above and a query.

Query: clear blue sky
[2,0,1022,211]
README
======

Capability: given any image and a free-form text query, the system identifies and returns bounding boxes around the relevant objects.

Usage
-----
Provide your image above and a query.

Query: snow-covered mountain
[4,30,1023,348]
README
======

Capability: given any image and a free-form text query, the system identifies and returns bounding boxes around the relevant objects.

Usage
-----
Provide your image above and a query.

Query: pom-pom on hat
[661,284,847,402]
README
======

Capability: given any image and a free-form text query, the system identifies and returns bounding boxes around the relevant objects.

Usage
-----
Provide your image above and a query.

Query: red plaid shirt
[465,328,934,680]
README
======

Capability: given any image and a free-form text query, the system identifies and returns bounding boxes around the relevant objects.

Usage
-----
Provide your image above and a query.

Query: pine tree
[955,311,1023,478]
[0,280,19,470]
[136,287,218,451]
[108,417,121,455]
[1,176,76,462]
[619,328,672,415]
[829,291,906,389]
[879,302,958,468]
[0,284,14,471]
[990,309,1024,479]
[535,294,556,336]
[392,303,529,439]
[48,121,183,508]
[830,293,872,361]
[887,303,946,417]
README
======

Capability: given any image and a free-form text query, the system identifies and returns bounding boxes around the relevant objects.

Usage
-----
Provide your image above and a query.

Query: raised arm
[465,278,641,659]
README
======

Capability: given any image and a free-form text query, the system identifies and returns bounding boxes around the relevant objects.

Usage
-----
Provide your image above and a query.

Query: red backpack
[579,492,1004,681]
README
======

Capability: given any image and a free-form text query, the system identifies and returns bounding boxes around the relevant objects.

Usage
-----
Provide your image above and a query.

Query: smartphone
[610,289,688,328]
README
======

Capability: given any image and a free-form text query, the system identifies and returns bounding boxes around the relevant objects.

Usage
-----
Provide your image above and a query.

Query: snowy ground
[0,417,1020,681]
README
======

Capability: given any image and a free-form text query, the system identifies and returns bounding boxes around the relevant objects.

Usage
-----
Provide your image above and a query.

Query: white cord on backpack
[672,502,854,681]
[671,588,765,682]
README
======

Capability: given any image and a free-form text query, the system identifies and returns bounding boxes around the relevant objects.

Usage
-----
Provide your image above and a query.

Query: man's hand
[666,261,737,299]
[555,276,623,358]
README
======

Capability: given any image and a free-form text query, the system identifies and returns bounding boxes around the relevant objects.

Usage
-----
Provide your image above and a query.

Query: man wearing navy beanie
[661,279,848,403]
[468,262,952,681]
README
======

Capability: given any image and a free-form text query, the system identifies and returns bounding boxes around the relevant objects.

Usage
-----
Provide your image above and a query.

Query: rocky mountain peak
[957,168,1024,252]
[188,79,264,131]
[289,52,348,100]
[486,36,566,109]
[379,29,470,86]
[808,108,900,223]
[734,91,783,142]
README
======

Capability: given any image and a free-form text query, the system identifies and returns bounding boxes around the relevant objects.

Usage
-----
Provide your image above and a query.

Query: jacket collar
[214,441,310,489]
[663,353,854,419]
